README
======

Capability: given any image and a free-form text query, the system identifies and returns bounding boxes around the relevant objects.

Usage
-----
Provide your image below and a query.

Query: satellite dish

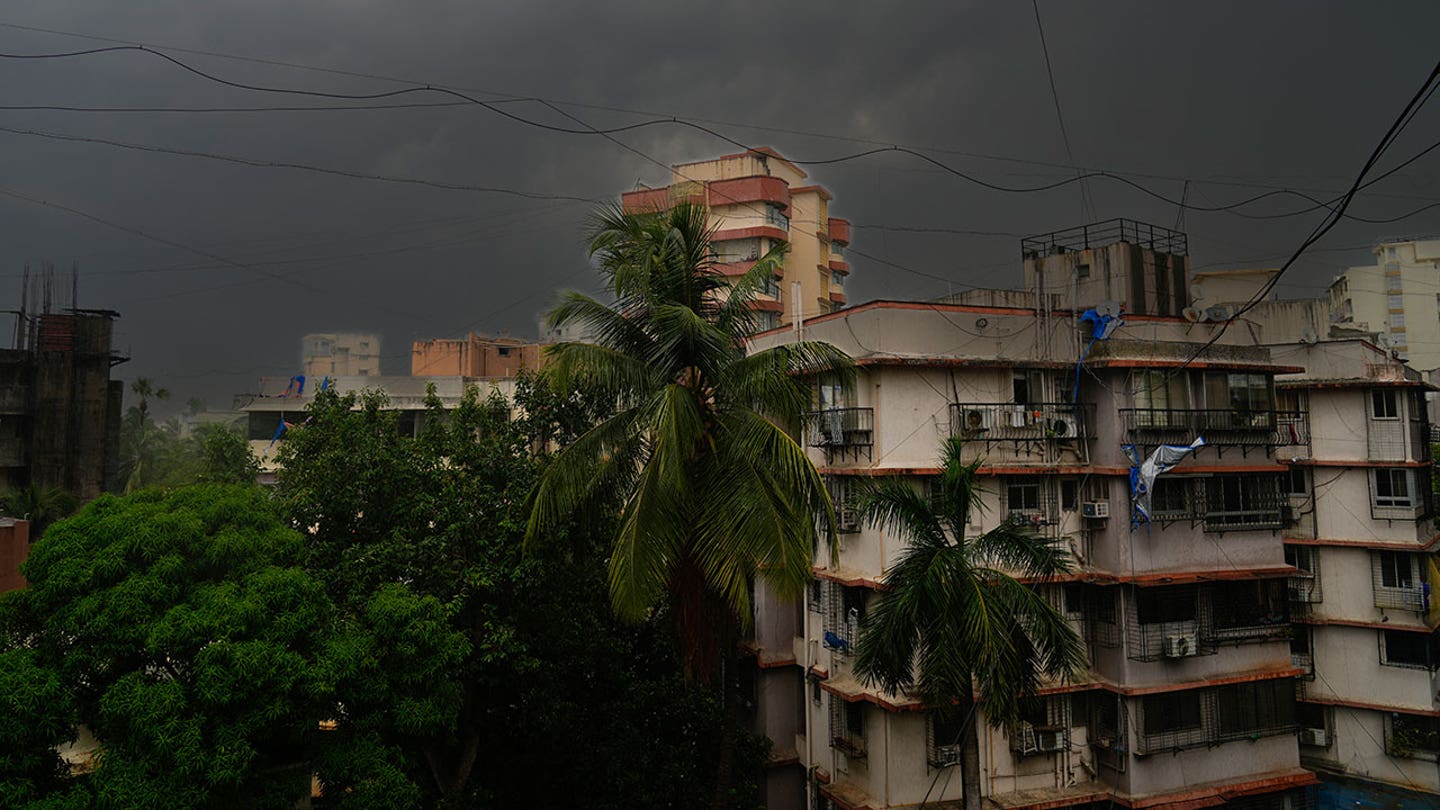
[1189,285,1205,301]
[1182,306,1201,323]
[1096,300,1122,318]
[1299,327,1320,345]
[1204,305,1232,322]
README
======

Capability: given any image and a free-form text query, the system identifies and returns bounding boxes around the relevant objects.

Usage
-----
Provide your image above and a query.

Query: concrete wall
[301,332,381,378]
[410,334,542,377]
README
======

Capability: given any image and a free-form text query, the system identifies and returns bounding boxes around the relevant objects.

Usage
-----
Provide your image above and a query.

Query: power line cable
[5,43,1439,223]
[1030,0,1094,221]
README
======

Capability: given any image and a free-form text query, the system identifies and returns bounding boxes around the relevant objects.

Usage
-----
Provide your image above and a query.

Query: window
[1390,312,1406,329]
[811,677,823,705]
[1150,477,1191,518]
[1378,551,1416,589]
[1006,478,1042,515]
[1133,369,1189,414]
[1013,369,1046,405]
[1211,580,1288,634]
[1388,294,1405,311]
[1063,583,1085,616]
[929,712,965,767]
[809,579,825,613]
[1142,692,1202,736]
[1204,372,1273,413]
[1216,680,1294,739]
[765,203,789,231]
[828,477,859,533]
[1135,586,1196,625]
[1387,270,1402,290]
[755,311,780,332]
[1077,262,1090,279]
[1284,545,1317,576]
[1284,467,1308,496]
[1388,247,1399,260]
[1061,479,1079,511]
[497,346,512,357]
[1374,469,1414,509]
[1381,630,1436,670]
[761,273,781,298]
[1388,713,1440,760]
[1204,475,1283,529]
[1371,389,1399,419]
[713,238,762,263]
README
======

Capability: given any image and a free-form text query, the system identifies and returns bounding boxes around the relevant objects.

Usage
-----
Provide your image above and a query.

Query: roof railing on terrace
[1020,218,1188,259]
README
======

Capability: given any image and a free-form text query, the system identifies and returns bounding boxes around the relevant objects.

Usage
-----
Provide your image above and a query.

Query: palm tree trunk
[961,678,982,810]
[712,635,736,810]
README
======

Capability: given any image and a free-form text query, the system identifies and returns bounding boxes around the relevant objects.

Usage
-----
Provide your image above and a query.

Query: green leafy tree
[0,485,432,809]
[852,438,1087,810]
[526,201,851,798]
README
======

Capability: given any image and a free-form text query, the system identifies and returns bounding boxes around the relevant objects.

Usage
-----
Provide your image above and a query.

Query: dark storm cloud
[1,0,1437,408]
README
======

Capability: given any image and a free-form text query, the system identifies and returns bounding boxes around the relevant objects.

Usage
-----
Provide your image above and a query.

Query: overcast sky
[1,1,1437,409]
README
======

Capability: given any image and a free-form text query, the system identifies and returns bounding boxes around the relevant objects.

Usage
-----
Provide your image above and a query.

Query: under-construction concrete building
[1,271,125,501]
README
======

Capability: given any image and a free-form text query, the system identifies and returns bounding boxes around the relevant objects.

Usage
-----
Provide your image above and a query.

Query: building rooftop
[1020,218,1188,258]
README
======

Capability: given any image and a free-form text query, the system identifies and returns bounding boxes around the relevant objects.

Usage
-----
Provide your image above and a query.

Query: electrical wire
[4,43,1439,223]
[1030,0,1094,222]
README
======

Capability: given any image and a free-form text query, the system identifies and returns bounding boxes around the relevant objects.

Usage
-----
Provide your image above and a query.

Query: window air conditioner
[1036,728,1066,753]
[1082,502,1109,519]
[1298,727,1328,747]
[1163,633,1198,659]
[931,744,961,768]
[960,408,992,433]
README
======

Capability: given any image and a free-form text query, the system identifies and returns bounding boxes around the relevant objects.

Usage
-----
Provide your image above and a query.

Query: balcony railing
[952,402,1094,442]
[1141,475,1288,532]
[1374,586,1427,612]
[805,407,874,452]
[1121,408,1306,449]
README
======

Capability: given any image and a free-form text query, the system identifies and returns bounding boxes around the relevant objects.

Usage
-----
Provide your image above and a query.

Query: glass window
[1217,680,1294,737]
[1285,545,1317,576]
[1061,479,1079,511]
[1135,587,1196,624]
[1379,551,1415,589]
[1390,313,1406,329]
[1284,467,1308,495]
[1388,247,1398,260]
[1134,370,1189,412]
[1013,369,1046,405]
[1204,372,1273,412]
[1077,263,1091,279]
[1374,470,1414,508]
[1006,479,1042,513]
[1382,630,1435,669]
[1372,390,1399,419]
[713,238,762,263]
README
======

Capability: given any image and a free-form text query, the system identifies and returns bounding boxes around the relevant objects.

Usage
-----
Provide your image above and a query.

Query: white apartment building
[1328,238,1440,372]
[1266,338,1440,803]
[742,220,1367,810]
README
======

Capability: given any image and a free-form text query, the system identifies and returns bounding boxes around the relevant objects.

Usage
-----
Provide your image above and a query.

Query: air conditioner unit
[960,408,992,433]
[1163,633,1198,659]
[931,743,961,768]
[1050,416,1078,438]
[1036,728,1066,753]
[1082,501,1109,519]
[1298,727,1328,747]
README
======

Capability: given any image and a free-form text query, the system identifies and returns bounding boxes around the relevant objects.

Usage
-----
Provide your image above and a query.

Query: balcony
[804,408,873,459]
[1367,416,1429,462]
[1121,408,1306,455]
[1141,474,1288,532]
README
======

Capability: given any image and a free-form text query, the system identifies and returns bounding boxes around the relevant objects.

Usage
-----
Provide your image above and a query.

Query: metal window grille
[826,476,860,533]
[1133,475,1286,531]
[1087,692,1128,773]
[804,407,874,460]
[822,582,864,657]
[1124,585,1217,662]
[1000,476,1059,528]
[926,711,964,769]
[1385,712,1440,761]
[1285,545,1322,604]
[1371,551,1427,611]
[1086,587,1122,648]
[1136,679,1296,754]
[808,578,825,614]
[1209,579,1291,643]
[950,402,1094,445]
[1290,626,1315,680]
[1008,695,1072,757]
[1366,389,1429,462]
[828,695,866,760]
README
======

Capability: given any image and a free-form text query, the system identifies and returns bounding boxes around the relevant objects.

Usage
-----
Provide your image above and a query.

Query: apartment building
[301,332,381,378]
[745,220,1318,810]
[410,332,543,377]
[240,374,516,483]
[621,147,852,331]
[1328,238,1440,371]
[1266,338,1440,805]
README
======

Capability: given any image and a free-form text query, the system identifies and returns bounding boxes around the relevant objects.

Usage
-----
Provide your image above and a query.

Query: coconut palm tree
[527,200,851,798]
[852,437,1086,810]
[130,377,169,420]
